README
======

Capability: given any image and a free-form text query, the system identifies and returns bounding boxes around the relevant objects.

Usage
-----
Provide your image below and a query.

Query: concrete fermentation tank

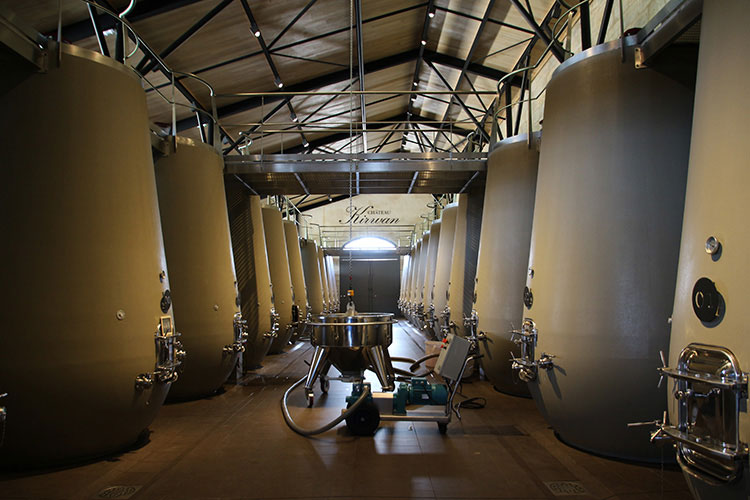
[155,138,243,401]
[0,44,176,465]
[226,191,277,370]
[413,233,430,324]
[431,205,458,338]
[300,239,325,315]
[284,221,308,339]
[262,207,295,353]
[519,37,694,461]
[422,221,441,335]
[444,194,469,336]
[474,133,540,398]
[399,248,414,313]
[662,2,750,498]
[318,247,331,312]
[407,239,422,323]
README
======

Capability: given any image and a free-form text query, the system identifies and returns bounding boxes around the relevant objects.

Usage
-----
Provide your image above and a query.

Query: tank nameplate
[692,277,723,323]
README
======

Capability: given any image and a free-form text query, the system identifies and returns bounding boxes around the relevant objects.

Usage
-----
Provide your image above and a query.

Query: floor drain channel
[94,485,142,499]
[544,481,589,496]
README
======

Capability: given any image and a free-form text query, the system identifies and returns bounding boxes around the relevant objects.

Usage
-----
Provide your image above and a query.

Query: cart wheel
[345,399,380,436]
[306,393,314,408]
[320,376,330,394]
[438,422,448,435]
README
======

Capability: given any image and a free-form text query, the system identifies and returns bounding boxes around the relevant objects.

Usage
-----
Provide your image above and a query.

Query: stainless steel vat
[305,313,396,395]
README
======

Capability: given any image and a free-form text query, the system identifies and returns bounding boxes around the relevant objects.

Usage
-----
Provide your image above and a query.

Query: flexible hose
[409,353,439,372]
[281,376,371,436]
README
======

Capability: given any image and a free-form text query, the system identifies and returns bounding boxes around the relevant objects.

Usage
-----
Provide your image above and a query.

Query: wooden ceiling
[1,0,563,158]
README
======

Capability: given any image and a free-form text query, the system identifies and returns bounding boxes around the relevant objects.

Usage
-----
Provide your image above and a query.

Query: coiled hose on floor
[281,376,371,436]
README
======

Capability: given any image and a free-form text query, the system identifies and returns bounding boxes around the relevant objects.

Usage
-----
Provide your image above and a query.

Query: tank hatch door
[224,312,249,354]
[658,343,748,483]
[135,316,186,390]
[510,318,555,382]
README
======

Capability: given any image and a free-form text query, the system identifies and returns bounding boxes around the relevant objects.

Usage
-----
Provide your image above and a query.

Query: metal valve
[0,392,7,425]
[135,317,185,390]
[224,312,249,354]
[510,318,554,382]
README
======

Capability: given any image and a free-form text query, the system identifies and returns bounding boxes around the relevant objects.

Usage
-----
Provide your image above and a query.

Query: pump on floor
[281,316,482,436]
[343,334,474,435]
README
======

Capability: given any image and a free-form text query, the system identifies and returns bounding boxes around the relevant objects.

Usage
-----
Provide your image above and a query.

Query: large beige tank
[0,44,175,465]
[407,239,422,323]
[399,248,414,312]
[225,192,276,370]
[283,221,308,339]
[415,232,430,321]
[262,207,295,353]
[431,205,458,337]
[300,239,325,314]
[422,221,441,334]
[663,2,750,497]
[318,247,331,312]
[520,37,693,461]
[155,138,242,401]
[444,195,469,336]
[474,133,540,398]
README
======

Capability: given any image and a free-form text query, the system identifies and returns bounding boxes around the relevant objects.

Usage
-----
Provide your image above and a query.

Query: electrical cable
[280,376,371,436]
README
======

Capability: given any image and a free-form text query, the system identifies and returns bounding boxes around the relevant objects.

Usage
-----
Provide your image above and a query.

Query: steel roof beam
[423,50,522,85]
[61,0,206,42]
[509,0,565,62]
[436,6,535,35]
[432,0,495,150]
[426,59,490,142]
[136,0,233,76]
[354,0,368,152]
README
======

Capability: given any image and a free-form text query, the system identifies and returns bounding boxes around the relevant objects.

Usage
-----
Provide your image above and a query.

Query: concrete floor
[0,321,689,500]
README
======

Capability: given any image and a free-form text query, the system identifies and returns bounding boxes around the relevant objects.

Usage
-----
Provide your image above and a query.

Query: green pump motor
[346,378,449,417]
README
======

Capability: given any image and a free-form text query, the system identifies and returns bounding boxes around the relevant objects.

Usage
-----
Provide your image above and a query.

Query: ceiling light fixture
[428,6,436,18]
[413,81,418,87]
[274,76,283,88]
[421,40,427,46]
[291,112,298,122]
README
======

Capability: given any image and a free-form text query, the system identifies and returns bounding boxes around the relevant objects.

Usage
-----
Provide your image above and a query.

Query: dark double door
[340,256,400,314]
